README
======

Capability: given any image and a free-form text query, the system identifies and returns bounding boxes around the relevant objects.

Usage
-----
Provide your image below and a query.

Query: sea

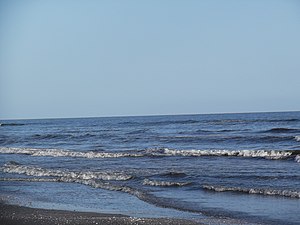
[0,111,300,224]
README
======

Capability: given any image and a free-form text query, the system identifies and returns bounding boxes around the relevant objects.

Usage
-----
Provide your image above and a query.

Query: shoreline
[0,203,203,225]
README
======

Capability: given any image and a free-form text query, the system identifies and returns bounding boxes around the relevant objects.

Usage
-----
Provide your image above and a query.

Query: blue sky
[1,0,300,119]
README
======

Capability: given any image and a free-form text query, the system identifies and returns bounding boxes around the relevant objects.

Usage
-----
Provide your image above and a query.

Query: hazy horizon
[1,110,300,121]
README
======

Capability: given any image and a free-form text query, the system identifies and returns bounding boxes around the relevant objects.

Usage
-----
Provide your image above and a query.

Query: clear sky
[1,0,300,119]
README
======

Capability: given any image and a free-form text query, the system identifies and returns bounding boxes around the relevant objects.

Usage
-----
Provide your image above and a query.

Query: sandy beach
[0,203,203,225]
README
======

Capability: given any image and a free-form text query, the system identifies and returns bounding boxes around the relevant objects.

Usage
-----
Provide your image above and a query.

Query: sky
[0,0,300,119]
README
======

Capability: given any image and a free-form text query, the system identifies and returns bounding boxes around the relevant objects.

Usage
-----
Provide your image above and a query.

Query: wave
[0,163,172,211]
[32,134,69,140]
[119,119,200,126]
[295,136,300,142]
[0,123,25,126]
[0,147,299,162]
[143,179,190,187]
[250,135,295,143]
[0,147,142,158]
[0,177,58,182]
[3,162,300,218]
[195,129,243,133]
[161,148,298,160]
[127,129,149,135]
[157,134,295,144]
[207,118,300,125]
[259,118,300,123]
[2,163,132,181]
[144,120,199,126]
[263,128,300,133]
[31,133,97,140]
[202,185,300,198]
[158,172,187,178]
[1,163,202,215]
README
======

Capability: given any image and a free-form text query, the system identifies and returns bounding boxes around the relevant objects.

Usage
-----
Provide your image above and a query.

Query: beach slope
[0,204,202,225]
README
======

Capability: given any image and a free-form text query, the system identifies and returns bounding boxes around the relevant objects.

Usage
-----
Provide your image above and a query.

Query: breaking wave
[143,179,190,187]
[295,136,300,142]
[202,185,300,198]
[0,147,142,158]
[0,147,299,162]
[2,163,132,181]
[0,177,58,182]
[0,163,188,213]
[160,148,298,160]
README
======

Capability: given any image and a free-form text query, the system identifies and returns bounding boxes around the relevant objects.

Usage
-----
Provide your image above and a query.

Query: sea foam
[2,163,132,181]
[0,147,142,158]
[162,148,294,159]
[203,185,300,198]
[143,179,190,187]
[0,147,298,161]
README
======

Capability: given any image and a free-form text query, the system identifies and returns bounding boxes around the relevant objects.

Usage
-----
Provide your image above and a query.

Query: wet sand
[0,203,203,225]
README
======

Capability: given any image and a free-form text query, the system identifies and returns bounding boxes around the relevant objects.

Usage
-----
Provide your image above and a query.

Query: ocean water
[0,111,300,224]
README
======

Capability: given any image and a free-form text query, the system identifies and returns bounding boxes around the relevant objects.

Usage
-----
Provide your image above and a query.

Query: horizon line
[1,110,300,121]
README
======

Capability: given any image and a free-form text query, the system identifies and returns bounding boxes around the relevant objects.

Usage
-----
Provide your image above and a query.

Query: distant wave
[254,135,295,142]
[262,128,300,133]
[195,129,242,133]
[156,134,295,144]
[158,171,187,178]
[31,133,97,140]
[1,147,299,162]
[119,120,200,126]
[207,118,300,125]
[126,129,149,135]
[260,118,300,123]
[0,123,25,127]
[144,120,200,126]
[143,179,190,187]
[202,185,300,198]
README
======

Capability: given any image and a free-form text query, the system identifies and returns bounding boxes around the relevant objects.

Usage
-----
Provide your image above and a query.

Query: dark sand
[0,203,203,225]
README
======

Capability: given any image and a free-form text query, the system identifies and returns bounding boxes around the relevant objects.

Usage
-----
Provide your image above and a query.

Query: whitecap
[143,179,190,187]
[202,185,300,198]
[1,163,132,181]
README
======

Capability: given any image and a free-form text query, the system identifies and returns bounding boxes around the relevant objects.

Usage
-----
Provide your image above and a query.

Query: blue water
[1,111,300,224]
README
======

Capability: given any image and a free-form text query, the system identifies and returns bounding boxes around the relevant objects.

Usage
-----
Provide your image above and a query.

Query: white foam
[0,147,142,158]
[0,147,297,161]
[295,136,300,142]
[0,177,58,182]
[162,148,294,159]
[143,179,190,187]
[202,185,300,198]
[2,163,132,181]
[295,155,300,163]
[1,165,146,200]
